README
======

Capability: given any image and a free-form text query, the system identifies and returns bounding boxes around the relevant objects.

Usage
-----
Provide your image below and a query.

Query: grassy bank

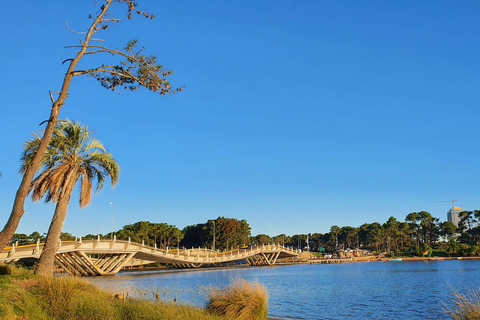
[0,265,268,320]
[0,265,237,320]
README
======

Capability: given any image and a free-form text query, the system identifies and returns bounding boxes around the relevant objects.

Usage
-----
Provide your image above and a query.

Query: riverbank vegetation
[0,266,230,320]
[208,278,268,320]
[447,288,480,320]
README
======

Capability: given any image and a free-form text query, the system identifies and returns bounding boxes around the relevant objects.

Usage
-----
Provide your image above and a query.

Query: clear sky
[1,1,479,238]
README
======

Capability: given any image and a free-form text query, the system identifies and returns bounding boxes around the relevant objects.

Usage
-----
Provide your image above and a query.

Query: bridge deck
[0,240,300,276]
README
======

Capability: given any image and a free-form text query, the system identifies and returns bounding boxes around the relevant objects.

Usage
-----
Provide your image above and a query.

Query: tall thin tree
[0,0,180,251]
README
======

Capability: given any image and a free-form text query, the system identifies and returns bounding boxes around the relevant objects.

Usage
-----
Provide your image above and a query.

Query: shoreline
[114,255,480,276]
[353,255,480,262]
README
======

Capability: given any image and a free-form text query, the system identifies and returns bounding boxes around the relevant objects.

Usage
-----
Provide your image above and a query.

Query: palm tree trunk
[35,191,72,277]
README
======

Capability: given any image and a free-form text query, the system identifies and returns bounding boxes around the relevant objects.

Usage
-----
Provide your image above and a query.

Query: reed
[207,278,268,320]
[446,288,480,320]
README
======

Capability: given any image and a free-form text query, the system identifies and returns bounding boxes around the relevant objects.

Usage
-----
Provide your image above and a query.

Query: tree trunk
[35,189,73,277]
[0,2,111,252]
[0,104,61,251]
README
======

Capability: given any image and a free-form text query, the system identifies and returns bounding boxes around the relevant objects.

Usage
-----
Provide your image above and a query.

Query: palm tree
[21,120,119,276]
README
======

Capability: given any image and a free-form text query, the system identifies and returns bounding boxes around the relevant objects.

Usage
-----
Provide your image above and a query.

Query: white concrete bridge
[0,238,300,276]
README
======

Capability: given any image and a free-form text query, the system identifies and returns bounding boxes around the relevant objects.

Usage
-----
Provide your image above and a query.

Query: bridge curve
[0,239,300,276]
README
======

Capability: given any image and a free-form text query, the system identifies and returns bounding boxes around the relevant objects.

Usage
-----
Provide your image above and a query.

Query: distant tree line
[262,210,479,257]
[10,231,76,246]
[11,210,480,257]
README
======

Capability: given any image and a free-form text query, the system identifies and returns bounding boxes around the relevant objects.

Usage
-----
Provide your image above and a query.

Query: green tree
[215,217,251,250]
[406,212,420,247]
[82,233,101,240]
[60,232,76,241]
[28,231,44,243]
[0,0,180,253]
[458,211,477,232]
[330,225,340,250]
[309,233,324,252]
[126,221,151,243]
[383,217,400,252]
[445,239,459,256]
[181,223,207,248]
[418,211,440,245]
[182,217,251,251]
[339,226,358,249]
[22,120,119,276]
[291,234,307,250]
[151,223,179,248]
[252,234,271,246]
[440,221,458,242]
[116,221,183,248]
[456,210,480,246]
[272,234,289,246]
[397,222,411,251]
[11,234,29,246]
[362,222,383,252]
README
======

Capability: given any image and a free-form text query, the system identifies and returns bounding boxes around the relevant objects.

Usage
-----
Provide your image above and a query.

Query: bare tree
[0,0,181,252]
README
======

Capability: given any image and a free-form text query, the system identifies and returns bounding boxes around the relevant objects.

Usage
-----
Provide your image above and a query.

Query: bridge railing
[1,238,301,263]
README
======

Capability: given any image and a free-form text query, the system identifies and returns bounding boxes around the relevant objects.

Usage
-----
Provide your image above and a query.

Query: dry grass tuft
[207,278,268,320]
[0,264,15,275]
[33,276,112,319]
[447,288,480,320]
[12,279,39,290]
[0,264,32,278]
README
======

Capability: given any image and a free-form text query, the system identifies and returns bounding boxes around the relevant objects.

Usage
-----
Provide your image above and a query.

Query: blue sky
[1,1,480,237]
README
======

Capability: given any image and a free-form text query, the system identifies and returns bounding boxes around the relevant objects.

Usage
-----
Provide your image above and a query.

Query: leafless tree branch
[65,21,86,35]
[49,91,55,103]
[30,131,41,141]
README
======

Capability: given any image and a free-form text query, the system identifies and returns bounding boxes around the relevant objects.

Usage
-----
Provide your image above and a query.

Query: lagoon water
[89,260,480,319]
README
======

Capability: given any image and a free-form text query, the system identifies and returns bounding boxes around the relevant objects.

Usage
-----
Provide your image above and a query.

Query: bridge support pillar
[246,251,281,266]
[55,251,135,276]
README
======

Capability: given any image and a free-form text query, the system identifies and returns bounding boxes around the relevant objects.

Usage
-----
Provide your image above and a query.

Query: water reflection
[88,260,480,319]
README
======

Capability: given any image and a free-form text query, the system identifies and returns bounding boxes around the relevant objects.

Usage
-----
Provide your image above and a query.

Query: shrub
[207,278,268,320]
[447,288,480,320]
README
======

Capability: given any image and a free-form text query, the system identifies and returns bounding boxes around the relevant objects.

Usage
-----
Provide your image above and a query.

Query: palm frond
[83,139,106,153]
[23,120,120,208]
[79,167,93,208]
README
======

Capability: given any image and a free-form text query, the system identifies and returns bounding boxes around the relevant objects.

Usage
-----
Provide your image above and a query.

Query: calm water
[88,260,480,319]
